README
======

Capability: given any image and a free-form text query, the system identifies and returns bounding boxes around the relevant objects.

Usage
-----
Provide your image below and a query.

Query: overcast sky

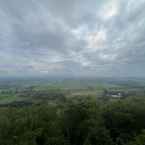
[0,0,145,77]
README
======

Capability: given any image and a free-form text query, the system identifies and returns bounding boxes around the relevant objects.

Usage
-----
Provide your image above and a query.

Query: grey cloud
[0,0,145,77]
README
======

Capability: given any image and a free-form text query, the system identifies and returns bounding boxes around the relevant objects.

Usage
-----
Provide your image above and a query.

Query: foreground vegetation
[0,96,145,145]
[0,78,145,145]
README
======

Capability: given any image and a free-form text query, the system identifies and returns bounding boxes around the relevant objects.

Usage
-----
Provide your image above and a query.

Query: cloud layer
[0,0,145,77]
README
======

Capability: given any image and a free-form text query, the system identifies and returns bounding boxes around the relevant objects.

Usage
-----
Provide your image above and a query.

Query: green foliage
[62,97,113,145]
[0,105,66,145]
[0,96,145,145]
[127,130,145,145]
[103,97,145,144]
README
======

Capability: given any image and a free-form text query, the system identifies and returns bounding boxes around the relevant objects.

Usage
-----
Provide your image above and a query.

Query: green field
[0,78,144,106]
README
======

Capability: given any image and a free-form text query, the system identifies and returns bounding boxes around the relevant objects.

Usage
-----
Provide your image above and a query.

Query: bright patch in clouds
[87,29,107,51]
[100,0,120,20]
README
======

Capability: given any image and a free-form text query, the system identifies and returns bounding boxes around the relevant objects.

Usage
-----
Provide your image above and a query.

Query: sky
[0,0,145,77]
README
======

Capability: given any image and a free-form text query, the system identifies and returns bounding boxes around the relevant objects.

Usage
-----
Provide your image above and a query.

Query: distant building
[111,92,122,98]
[103,90,125,98]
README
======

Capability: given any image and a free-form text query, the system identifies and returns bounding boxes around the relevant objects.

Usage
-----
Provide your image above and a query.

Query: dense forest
[0,95,145,145]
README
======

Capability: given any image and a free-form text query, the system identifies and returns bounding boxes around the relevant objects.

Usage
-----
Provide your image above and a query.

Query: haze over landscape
[0,0,145,77]
[1,1,145,145]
